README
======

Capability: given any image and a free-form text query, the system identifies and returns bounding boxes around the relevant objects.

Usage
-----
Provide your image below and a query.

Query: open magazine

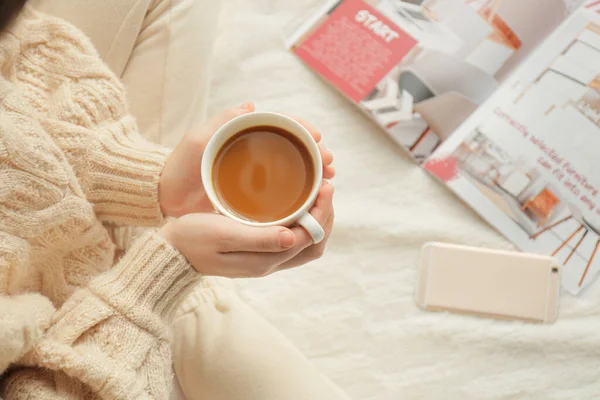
[289,0,600,294]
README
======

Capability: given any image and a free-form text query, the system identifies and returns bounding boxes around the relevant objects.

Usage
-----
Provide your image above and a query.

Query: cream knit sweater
[0,8,200,399]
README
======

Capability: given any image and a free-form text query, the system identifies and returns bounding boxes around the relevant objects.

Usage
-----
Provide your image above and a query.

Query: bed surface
[207,1,600,398]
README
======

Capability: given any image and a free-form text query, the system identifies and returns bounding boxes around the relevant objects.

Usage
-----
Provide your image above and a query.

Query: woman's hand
[158,102,335,218]
[158,183,334,278]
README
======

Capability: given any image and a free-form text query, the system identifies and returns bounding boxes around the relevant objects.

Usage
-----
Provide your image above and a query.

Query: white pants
[172,278,351,400]
[31,0,218,147]
[32,1,350,399]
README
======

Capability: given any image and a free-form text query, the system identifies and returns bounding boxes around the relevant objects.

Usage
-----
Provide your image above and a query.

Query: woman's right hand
[158,183,334,278]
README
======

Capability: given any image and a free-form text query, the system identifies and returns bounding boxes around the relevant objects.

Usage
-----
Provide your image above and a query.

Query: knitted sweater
[0,8,199,399]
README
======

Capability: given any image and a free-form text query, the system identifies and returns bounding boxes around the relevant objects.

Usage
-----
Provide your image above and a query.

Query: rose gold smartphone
[416,242,561,324]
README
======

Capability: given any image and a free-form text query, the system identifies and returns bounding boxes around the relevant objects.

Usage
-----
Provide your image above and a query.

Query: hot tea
[212,126,315,222]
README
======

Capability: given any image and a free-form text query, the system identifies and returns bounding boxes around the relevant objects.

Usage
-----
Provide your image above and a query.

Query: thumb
[208,101,255,132]
[217,223,296,253]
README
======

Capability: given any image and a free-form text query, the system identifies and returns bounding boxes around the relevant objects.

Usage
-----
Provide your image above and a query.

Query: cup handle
[297,212,325,244]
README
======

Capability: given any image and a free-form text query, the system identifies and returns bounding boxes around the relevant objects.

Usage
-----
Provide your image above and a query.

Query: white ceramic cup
[201,112,325,243]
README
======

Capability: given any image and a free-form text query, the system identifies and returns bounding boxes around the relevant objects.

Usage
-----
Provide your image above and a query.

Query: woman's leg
[172,279,351,400]
[118,0,222,146]
[32,0,222,146]
[30,0,151,75]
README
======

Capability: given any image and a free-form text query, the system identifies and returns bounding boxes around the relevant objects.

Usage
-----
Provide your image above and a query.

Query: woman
[0,1,345,398]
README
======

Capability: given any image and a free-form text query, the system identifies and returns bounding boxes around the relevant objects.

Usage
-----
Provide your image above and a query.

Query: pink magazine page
[291,0,418,103]
[425,5,600,294]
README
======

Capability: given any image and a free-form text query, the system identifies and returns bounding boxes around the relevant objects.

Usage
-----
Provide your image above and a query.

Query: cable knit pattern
[12,8,170,226]
[0,8,199,399]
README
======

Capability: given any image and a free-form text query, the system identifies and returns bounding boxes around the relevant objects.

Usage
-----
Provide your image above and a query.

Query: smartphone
[416,242,561,323]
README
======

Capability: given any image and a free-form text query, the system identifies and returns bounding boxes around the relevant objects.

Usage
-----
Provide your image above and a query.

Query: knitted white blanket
[208,1,600,398]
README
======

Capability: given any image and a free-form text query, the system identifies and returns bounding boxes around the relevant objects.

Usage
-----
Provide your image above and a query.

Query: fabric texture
[208,1,600,399]
[31,0,223,147]
[0,8,200,398]
[171,279,351,400]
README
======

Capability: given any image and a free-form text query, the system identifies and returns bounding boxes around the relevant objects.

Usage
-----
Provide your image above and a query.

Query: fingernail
[240,101,254,110]
[279,229,295,248]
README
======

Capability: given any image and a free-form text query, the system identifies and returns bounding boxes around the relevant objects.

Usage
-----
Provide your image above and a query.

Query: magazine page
[289,0,573,162]
[424,4,600,294]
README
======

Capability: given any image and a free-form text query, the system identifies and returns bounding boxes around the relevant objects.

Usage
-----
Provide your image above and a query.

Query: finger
[216,221,296,253]
[288,225,313,251]
[319,144,334,165]
[323,166,335,179]
[208,102,255,132]
[311,183,335,225]
[305,205,335,248]
[221,244,305,277]
[226,202,336,277]
[324,208,335,241]
[283,114,322,142]
[278,210,335,271]
[294,207,335,254]
[293,183,334,249]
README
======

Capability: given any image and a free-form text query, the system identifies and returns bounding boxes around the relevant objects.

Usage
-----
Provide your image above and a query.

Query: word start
[355,10,400,43]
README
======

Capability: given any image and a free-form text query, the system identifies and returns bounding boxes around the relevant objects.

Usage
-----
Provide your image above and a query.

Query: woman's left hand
[278,182,335,270]
[159,102,335,218]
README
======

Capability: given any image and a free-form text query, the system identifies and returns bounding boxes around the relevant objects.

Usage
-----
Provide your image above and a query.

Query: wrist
[158,218,204,275]
[90,231,199,321]
[158,220,178,248]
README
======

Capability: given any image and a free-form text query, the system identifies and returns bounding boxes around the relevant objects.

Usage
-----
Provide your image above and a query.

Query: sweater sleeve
[0,232,200,399]
[49,115,170,227]
[41,82,171,227]
[0,294,56,374]
[27,14,172,227]
[0,233,56,373]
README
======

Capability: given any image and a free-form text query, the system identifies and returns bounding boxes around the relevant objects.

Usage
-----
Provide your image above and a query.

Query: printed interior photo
[450,127,600,289]
[513,22,600,126]
[360,0,568,161]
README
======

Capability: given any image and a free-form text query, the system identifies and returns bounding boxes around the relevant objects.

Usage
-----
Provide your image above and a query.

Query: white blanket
[208,1,600,398]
